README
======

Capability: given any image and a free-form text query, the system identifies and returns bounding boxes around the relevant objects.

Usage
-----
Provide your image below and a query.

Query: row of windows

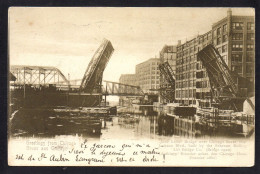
[231,64,254,74]
[138,74,159,78]
[176,80,197,88]
[184,32,254,49]
[139,75,159,80]
[216,45,227,54]
[176,72,196,80]
[176,52,252,72]
[196,71,208,79]
[139,80,160,85]
[232,54,243,62]
[177,42,213,59]
[196,92,212,100]
[232,44,243,51]
[177,51,197,59]
[176,60,253,77]
[214,22,254,37]
[176,55,196,65]
[198,33,212,44]
[136,69,155,74]
[177,21,254,50]
[231,44,254,51]
[177,49,194,57]
[231,33,254,40]
[150,85,160,89]
[177,34,212,51]
[177,92,213,100]
[176,58,254,78]
[151,67,159,70]
[214,24,228,37]
[196,81,209,88]
[151,62,160,65]
[232,22,244,30]
[232,33,243,40]
[176,63,196,72]
[209,32,254,46]
[151,80,159,84]
[136,65,159,72]
[176,89,196,99]
[138,69,160,74]
[151,76,159,79]
[232,22,254,30]
[247,44,254,51]
[152,71,159,75]
[215,34,228,45]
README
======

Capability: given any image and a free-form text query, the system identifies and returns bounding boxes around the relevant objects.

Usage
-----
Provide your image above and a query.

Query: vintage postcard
[8,7,255,166]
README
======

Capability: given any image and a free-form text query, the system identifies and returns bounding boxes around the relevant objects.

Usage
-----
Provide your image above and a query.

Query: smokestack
[178,40,181,45]
[227,8,232,17]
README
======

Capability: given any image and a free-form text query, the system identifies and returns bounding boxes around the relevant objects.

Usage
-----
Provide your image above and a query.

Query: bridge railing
[10,65,69,86]
[102,80,144,96]
[10,78,144,96]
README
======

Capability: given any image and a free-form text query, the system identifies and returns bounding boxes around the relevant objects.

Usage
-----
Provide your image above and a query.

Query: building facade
[160,45,177,72]
[118,74,138,106]
[212,9,255,83]
[194,31,213,107]
[119,74,137,86]
[136,58,160,94]
[175,9,254,107]
[176,31,212,106]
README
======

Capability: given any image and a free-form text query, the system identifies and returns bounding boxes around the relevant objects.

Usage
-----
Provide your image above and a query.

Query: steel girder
[10,65,69,86]
[79,39,114,93]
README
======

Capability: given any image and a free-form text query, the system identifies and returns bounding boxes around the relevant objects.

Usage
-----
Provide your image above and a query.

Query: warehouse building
[175,9,254,107]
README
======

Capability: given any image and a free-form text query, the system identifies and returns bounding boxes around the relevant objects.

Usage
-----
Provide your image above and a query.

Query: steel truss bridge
[10,39,143,107]
[10,66,144,97]
[10,65,69,87]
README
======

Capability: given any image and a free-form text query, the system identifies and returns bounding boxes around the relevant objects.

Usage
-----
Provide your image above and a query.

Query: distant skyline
[9,7,254,82]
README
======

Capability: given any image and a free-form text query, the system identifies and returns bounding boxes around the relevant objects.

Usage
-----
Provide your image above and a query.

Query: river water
[9,105,252,140]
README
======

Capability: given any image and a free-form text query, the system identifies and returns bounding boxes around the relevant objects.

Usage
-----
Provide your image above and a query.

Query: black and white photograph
[8,7,255,166]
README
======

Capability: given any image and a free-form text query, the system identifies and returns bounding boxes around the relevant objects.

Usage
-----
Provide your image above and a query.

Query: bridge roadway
[10,40,144,107]
[10,66,144,97]
[68,80,144,96]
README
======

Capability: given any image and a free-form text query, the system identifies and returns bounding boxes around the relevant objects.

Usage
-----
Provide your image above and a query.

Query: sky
[9,7,254,82]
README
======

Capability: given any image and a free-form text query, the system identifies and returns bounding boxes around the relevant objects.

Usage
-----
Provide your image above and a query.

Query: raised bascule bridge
[10,39,144,108]
[197,44,255,112]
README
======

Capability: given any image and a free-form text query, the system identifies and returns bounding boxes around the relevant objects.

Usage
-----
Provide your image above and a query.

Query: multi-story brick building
[194,31,213,107]
[160,45,177,72]
[176,31,212,106]
[118,74,138,106]
[212,9,254,83]
[119,59,160,106]
[175,9,254,107]
[136,58,160,94]
[119,74,137,86]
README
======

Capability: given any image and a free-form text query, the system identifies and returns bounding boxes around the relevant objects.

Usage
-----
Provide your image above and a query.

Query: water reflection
[10,109,102,138]
[9,106,251,140]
